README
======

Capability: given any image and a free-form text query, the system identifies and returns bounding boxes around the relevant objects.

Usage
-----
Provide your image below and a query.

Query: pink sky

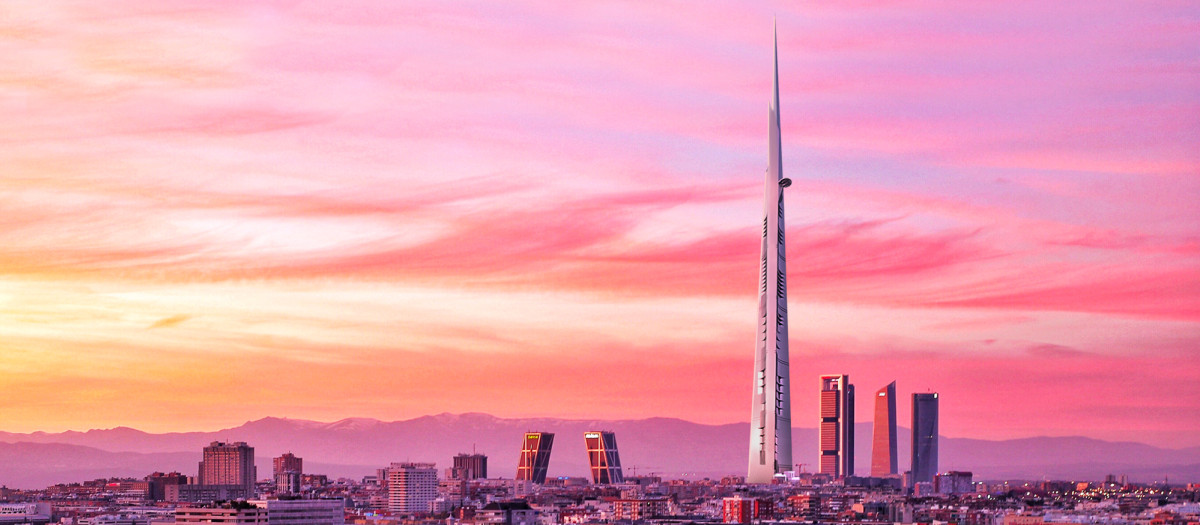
[0,1,1197,448]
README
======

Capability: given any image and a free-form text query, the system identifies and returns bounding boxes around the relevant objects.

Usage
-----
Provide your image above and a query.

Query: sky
[0,1,1198,448]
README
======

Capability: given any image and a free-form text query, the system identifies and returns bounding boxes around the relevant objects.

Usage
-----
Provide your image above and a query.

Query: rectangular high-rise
[273,453,303,477]
[871,381,898,476]
[515,432,553,484]
[199,441,256,493]
[747,22,794,485]
[273,453,302,493]
[387,462,437,514]
[584,431,623,484]
[911,393,939,485]
[818,375,854,477]
[451,453,487,480]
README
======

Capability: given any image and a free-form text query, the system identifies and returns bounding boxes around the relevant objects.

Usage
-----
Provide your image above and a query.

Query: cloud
[148,314,191,329]
[1025,343,1088,358]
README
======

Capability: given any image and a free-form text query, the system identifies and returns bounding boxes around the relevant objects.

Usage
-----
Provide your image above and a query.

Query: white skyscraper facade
[747,27,794,484]
[388,462,437,514]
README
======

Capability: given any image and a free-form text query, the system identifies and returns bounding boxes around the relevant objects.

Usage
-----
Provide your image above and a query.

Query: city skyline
[1,1,1197,449]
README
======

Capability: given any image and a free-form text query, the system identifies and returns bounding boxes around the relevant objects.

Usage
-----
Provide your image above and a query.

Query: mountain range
[2,413,1198,490]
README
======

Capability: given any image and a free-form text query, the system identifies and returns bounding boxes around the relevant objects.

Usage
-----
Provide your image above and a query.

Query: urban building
[935,471,973,495]
[437,478,468,505]
[175,507,266,525]
[911,392,940,484]
[428,499,454,514]
[273,453,302,477]
[450,453,487,480]
[387,462,437,514]
[273,453,303,494]
[300,474,327,487]
[785,494,819,521]
[819,374,855,477]
[167,484,253,503]
[199,441,256,493]
[145,472,188,501]
[249,499,344,525]
[0,503,52,525]
[723,497,771,524]
[871,381,898,476]
[748,26,794,485]
[613,498,670,521]
[584,431,623,484]
[476,501,537,525]
[543,476,588,488]
[1001,515,1045,525]
[515,432,554,484]
[275,472,301,495]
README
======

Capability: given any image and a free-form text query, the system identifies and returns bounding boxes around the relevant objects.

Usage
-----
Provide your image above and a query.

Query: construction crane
[625,465,660,477]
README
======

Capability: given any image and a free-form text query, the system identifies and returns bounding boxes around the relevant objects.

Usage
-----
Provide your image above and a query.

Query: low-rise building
[0,503,52,525]
[614,498,671,521]
[250,499,344,525]
[722,497,769,524]
[176,506,266,525]
[167,484,253,504]
[477,501,537,525]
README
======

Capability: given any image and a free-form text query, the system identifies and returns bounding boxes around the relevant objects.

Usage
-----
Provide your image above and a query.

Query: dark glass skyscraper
[516,432,553,484]
[871,381,898,476]
[911,393,939,484]
[819,374,854,477]
[584,431,623,484]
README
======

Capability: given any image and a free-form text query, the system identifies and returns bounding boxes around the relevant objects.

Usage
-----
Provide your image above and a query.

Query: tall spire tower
[747,24,793,484]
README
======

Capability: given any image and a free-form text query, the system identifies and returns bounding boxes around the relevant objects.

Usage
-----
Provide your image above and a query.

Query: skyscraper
[911,393,939,485]
[273,452,303,494]
[273,452,303,478]
[819,374,854,477]
[198,441,256,493]
[871,381,898,476]
[584,431,623,484]
[515,432,554,484]
[387,462,437,514]
[451,453,487,480]
[747,23,794,485]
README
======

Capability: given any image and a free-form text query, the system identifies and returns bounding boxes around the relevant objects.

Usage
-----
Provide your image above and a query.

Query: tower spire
[772,19,779,123]
[748,24,793,484]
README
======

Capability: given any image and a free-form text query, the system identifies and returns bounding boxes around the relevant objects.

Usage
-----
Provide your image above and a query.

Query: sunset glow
[0,1,1197,448]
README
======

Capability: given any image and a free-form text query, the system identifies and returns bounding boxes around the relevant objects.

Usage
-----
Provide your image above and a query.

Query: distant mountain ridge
[2,413,1198,489]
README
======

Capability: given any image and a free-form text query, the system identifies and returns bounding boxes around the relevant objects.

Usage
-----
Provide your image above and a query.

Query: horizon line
[2,412,1193,451]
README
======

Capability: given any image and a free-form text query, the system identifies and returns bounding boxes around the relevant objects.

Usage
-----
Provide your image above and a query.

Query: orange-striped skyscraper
[819,374,854,477]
